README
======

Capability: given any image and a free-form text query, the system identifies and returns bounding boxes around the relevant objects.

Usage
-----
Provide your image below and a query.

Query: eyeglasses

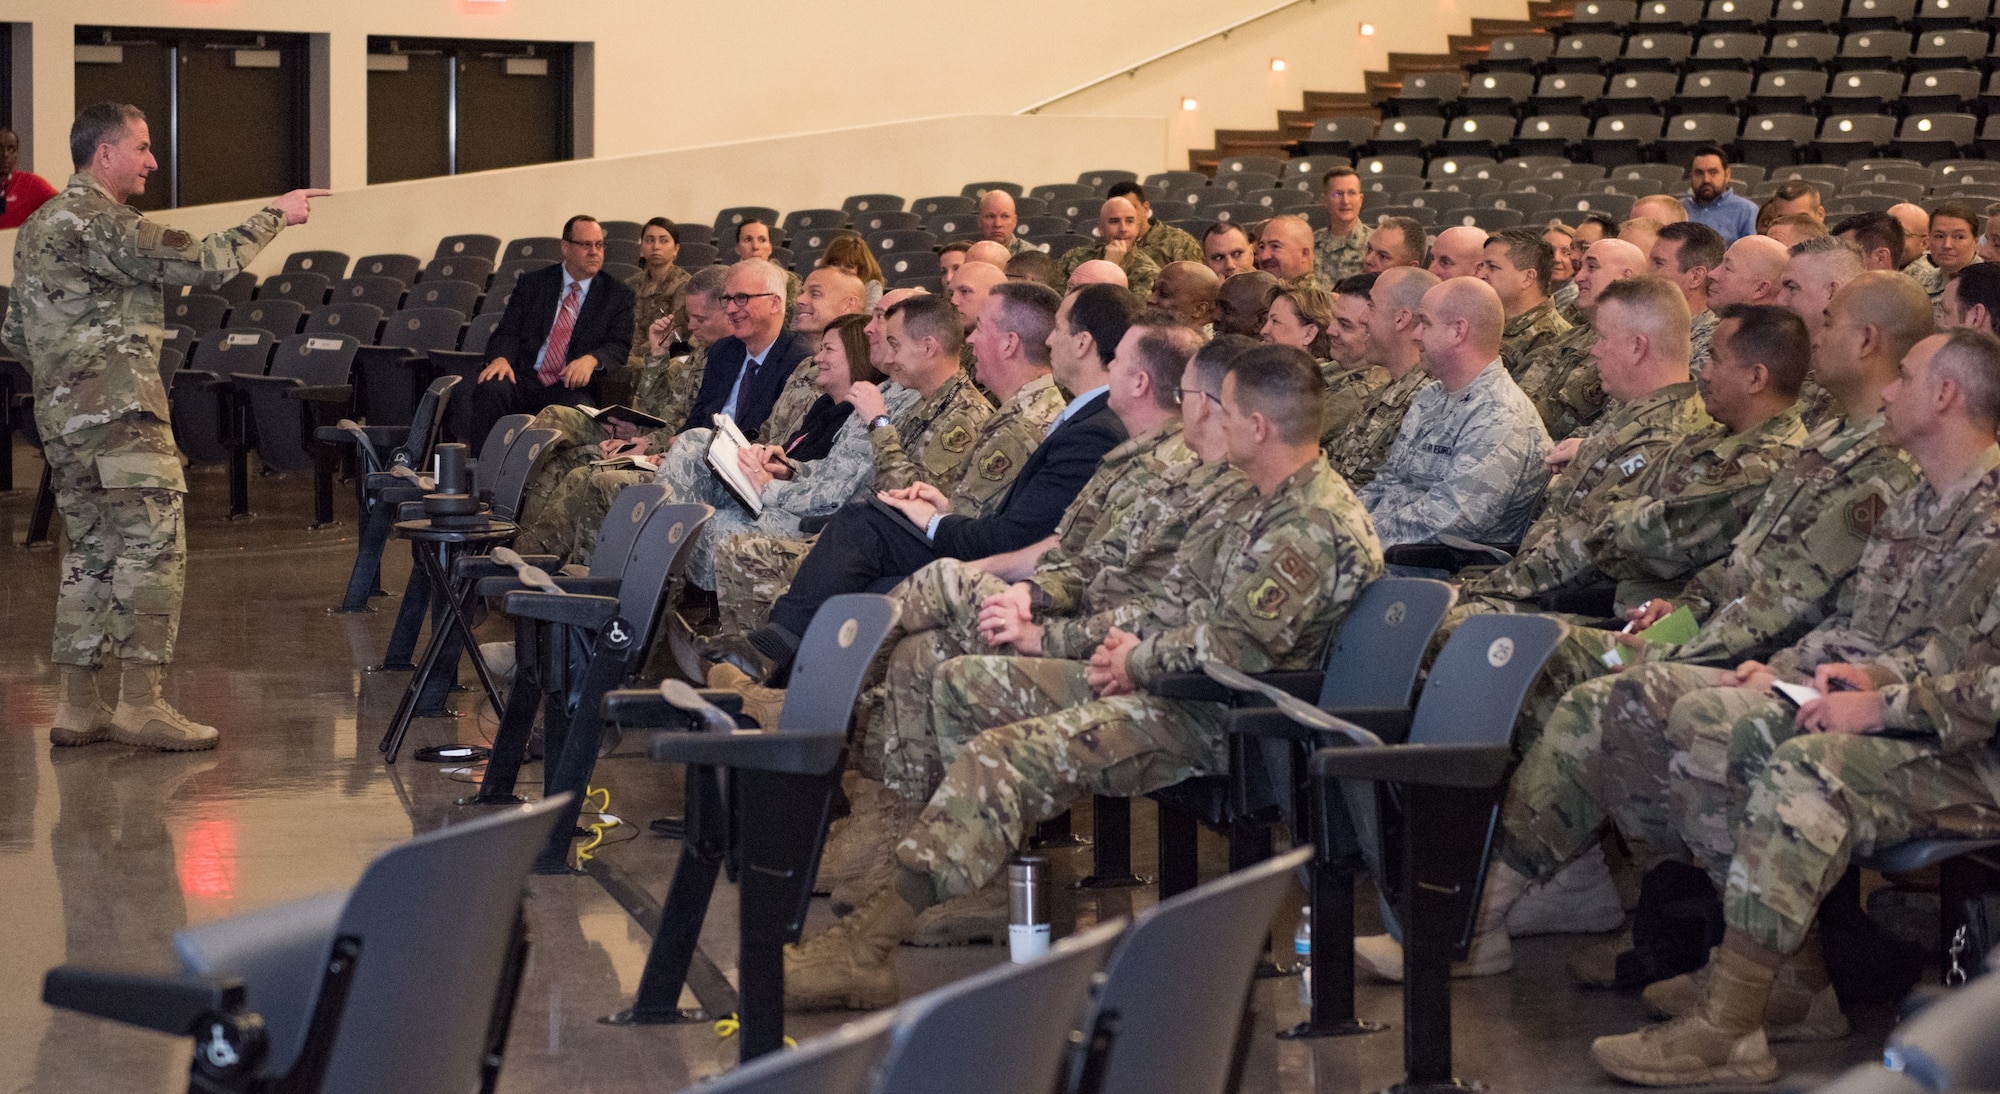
[1174,387,1221,408]
[721,292,780,309]
[563,238,606,252]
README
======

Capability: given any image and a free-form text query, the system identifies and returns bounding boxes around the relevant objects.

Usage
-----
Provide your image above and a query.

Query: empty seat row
[1554,0,2000,32]
[1413,65,2000,119]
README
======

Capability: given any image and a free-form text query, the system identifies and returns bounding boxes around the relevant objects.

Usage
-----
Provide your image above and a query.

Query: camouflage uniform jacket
[1554,281,1582,325]
[1028,421,1190,610]
[756,383,921,531]
[1795,378,1840,432]
[1662,412,1918,667]
[1688,308,1718,380]
[1314,222,1374,283]
[1867,508,2000,751]
[941,372,1066,518]
[1055,243,1162,298]
[1126,456,1384,691]
[1319,360,1392,450]
[1516,318,1606,441]
[760,354,824,446]
[629,343,706,434]
[1326,366,1427,487]
[1905,256,1944,310]
[623,264,690,367]
[1279,270,1332,294]
[1136,221,1204,269]
[3,173,284,439]
[1764,444,2000,689]
[1500,298,1572,382]
[1359,359,1554,547]
[867,368,994,497]
[1472,403,1806,610]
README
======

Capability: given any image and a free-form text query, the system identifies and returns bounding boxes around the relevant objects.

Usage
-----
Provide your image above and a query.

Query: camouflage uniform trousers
[43,411,187,666]
[516,463,650,564]
[1723,733,2000,954]
[894,655,1226,902]
[512,404,621,557]
[867,559,1019,798]
[712,532,814,640]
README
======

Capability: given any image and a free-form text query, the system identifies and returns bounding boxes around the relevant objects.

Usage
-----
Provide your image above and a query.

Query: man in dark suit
[469,214,637,443]
[676,259,811,437]
[717,283,1139,684]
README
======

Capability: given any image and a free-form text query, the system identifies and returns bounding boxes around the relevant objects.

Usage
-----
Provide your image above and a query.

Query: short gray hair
[686,264,729,305]
[729,258,787,296]
[71,102,146,170]
[1933,327,2000,427]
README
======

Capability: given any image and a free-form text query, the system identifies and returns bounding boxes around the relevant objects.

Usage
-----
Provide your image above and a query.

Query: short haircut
[1932,327,2000,426]
[1334,271,1379,297]
[1953,262,2000,324]
[1657,221,1726,274]
[1767,213,1830,241]
[1771,180,1822,208]
[821,312,885,386]
[1368,266,1439,315]
[729,257,787,296]
[70,102,145,169]
[1831,211,1903,263]
[1130,314,1206,409]
[1932,201,1983,233]
[1685,144,1729,171]
[1374,216,1428,265]
[685,264,729,304]
[1065,283,1142,366]
[817,235,884,283]
[886,293,965,357]
[1487,227,1555,293]
[1226,344,1325,445]
[940,240,973,257]
[1191,333,1258,393]
[1322,165,1360,188]
[1005,248,1060,289]
[1594,275,1693,364]
[1204,220,1251,244]
[562,214,600,241]
[1579,212,1621,238]
[1790,234,1865,279]
[986,281,1062,365]
[1713,303,1808,397]
[734,218,770,242]
[1275,286,1336,358]
[642,216,680,244]
[1106,180,1150,209]
[1636,195,1690,223]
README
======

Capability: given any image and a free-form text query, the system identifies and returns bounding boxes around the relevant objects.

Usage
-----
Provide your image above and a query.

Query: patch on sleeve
[135,220,192,257]
[1273,545,1318,591]
[1247,577,1289,620]
[1844,493,1886,540]
[978,449,1013,481]
[940,423,972,453]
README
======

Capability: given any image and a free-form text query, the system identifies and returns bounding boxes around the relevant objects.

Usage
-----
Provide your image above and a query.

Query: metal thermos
[1008,855,1051,963]
[433,443,470,495]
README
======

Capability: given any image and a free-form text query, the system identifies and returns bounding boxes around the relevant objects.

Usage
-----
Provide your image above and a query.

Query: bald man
[1359,277,1553,547]
[1253,215,1325,292]
[1055,197,1161,296]
[1706,235,1790,309]
[965,240,1013,269]
[1427,225,1489,281]
[950,261,1008,333]
[1630,195,1688,225]
[976,190,1033,256]
[1068,259,1129,290]
[1517,237,1648,440]
[1149,260,1220,330]
[1214,269,1280,338]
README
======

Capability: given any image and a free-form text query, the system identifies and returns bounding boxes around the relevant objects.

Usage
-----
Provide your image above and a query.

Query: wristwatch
[868,415,892,432]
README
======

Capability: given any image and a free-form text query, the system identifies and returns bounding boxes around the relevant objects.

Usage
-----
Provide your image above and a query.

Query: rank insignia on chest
[1273,546,1317,591]
[978,449,1012,480]
[1845,493,1887,539]
[1618,453,1648,478]
[1247,577,1289,620]
[941,424,972,453]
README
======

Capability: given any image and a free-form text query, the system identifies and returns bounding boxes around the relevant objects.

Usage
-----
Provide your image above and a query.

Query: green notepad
[1601,605,1699,668]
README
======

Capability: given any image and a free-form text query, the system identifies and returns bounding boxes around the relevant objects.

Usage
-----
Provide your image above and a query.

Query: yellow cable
[712,1014,794,1049]
[574,785,619,864]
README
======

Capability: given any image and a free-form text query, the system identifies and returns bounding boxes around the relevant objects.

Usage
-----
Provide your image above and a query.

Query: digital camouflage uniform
[623,265,690,367]
[1055,243,1161,298]
[1517,319,1606,441]
[1319,360,1391,452]
[1688,307,1717,380]
[1359,360,1554,548]
[1906,256,1945,318]
[893,456,1384,901]
[1315,222,1374,283]
[1500,298,1573,382]
[1554,280,1582,325]
[1135,221,1203,270]
[2,173,284,667]
[1325,367,1427,487]
[1496,412,1917,882]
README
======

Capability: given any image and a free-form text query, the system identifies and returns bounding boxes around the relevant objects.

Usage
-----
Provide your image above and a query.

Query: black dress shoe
[694,634,775,686]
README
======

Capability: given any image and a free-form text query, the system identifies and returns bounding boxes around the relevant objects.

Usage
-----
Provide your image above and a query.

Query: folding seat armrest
[1228,704,1411,741]
[648,728,847,776]
[474,573,618,598]
[501,590,618,629]
[1151,670,1324,703]
[603,687,743,725]
[42,966,241,1036]
[457,554,559,582]
[1311,742,1513,789]
[286,384,354,404]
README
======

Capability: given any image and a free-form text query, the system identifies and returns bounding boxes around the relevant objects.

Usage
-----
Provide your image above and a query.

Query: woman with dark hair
[625,216,691,364]
[817,234,886,307]
[1261,286,1335,361]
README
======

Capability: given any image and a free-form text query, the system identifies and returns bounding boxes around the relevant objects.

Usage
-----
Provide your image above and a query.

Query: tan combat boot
[906,877,1008,947]
[1354,859,1526,982]
[110,661,220,752]
[784,883,917,1010]
[817,779,916,910]
[1592,931,1781,1086]
[49,664,114,747]
[1643,931,1847,1041]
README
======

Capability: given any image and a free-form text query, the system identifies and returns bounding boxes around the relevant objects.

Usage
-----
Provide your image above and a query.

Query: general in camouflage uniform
[3,103,318,751]
[1315,222,1374,283]
[1359,360,1553,548]
[1496,412,1916,884]
[1500,297,1572,382]
[1325,367,1427,487]
[1318,360,1391,450]
[1055,242,1161,298]
[1516,319,1606,441]
[624,264,690,367]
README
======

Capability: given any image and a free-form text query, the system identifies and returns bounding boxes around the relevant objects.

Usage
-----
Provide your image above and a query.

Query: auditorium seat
[419,255,493,287]
[167,292,231,334]
[257,271,332,309]
[712,206,781,241]
[283,250,349,279]
[839,194,904,214]
[351,253,423,283]
[433,233,501,263]
[232,299,306,338]
[501,236,564,266]
[306,303,384,342]
[332,274,408,312]
[404,279,481,316]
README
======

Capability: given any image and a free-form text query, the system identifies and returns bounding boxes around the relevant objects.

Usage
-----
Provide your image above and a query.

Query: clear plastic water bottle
[1294,906,1312,1007]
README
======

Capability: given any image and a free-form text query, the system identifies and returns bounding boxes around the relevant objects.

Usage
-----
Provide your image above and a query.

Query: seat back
[1312,579,1456,712]
[686,1010,895,1094]
[460,311,505,356]
[403,279,481,315]
[167,292,232,333]
[238,335,363,471]
[769,593,901,734]
[612,502,712,641]
[305,302,383,341]
[282,250,349,279]
[190,327,276,375]
[1407,614,1564,747]
[210,271,258,305]
[587,484,671,579]
[420,254,494,287]
[1077,847,1312,1094]
[331,274,407,311]
[398,374,462,470]
[599,219,643,242]
[472,414,536,498]
[486,426,560,520]
[961,180,1024,199]
[268,333,360,385]
[875,919,1126,1094]
[1883,966,2000,1090]
[434,233,501,263]
[380,307,467,352]
[351,253,422,283]
[232,299,305,338]
[501,236,564,265]
[258,271,331,308]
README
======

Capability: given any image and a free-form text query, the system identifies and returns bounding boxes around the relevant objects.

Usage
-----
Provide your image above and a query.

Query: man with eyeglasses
[470,214,637,444]
[677,259,813,439]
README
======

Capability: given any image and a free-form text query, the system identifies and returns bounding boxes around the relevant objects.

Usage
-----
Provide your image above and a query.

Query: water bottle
[1294,906,1313,1007]
[1008,855,1052,963]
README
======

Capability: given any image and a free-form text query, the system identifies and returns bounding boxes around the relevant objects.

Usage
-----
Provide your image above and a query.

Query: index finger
[294,188,334,198]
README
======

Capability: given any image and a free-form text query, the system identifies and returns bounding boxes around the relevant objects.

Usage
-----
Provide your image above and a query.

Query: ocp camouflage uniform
[1319,360,1391,451]
[2,173,284,666]
[1795,377,1839,432]
[1055,243,1161,298]
[1280,270,1332,295]
[1495,412,1918,882]
[1325,367,1427,487]
[1554,280,1582,324]
[1315,223,1374,283]
[1359,360,1554,547]
[1516,319,1605,441]
[1135,220,1203,270]
[1688,307,1717,380]
[623,265,690,367]
[1500,298,1573,382]
[893,457,1384,901]
[630,348,704,429]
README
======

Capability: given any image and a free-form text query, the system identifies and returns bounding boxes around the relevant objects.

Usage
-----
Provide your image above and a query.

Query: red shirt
[0,171,57,229]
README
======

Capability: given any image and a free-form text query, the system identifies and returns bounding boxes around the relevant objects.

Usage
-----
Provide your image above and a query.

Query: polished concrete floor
[0,445,1899,1093]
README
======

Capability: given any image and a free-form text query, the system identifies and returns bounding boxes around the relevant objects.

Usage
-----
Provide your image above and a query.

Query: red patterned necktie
[536,281,582,386]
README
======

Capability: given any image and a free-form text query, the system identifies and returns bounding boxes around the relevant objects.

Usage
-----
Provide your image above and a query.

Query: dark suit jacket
[931,390,1127,559]
[679,326,812,438]
[484,263,636,384]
